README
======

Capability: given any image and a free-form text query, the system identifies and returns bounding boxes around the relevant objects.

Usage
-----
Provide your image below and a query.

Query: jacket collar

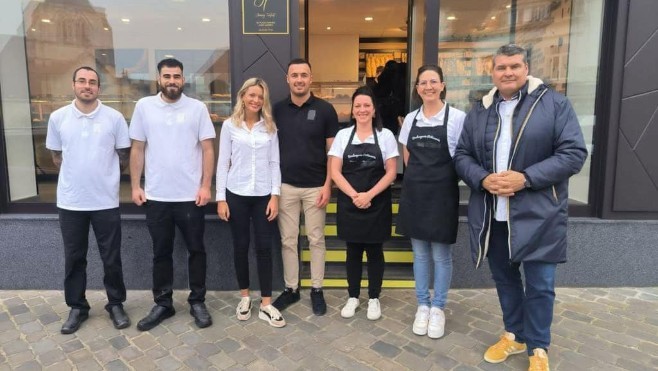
[482,75,544,109]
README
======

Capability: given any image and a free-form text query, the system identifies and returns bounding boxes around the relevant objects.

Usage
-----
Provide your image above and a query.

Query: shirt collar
[71,99,102,118]
[287,93,316,108]
[155,92,186,108]
[418,103,447,123]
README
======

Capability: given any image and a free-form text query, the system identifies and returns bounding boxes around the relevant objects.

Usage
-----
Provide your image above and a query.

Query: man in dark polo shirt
[272,58,339,316]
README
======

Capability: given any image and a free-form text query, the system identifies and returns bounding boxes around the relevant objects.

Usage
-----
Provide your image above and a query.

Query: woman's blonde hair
[230,77,276,134]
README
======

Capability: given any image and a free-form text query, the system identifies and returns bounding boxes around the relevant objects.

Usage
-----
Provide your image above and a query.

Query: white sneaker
[236,297,251,321]
[427,307,445,339]
[341,297,359,318]
[367,298,381,320]
[258,304,286,328]
[412,305,430,335]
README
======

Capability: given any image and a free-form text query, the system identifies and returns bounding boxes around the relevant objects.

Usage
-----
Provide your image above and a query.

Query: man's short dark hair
[493,44,527,66]
[72,66,100,87]
[157,58,184,73]
[287,58,311,73]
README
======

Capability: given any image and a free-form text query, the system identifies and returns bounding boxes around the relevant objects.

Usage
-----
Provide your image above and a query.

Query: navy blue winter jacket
[454,76,588,267]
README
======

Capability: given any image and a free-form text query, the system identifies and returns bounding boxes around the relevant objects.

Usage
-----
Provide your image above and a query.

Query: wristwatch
[523,174,532,189]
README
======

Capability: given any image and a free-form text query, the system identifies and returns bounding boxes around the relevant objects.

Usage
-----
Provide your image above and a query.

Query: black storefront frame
[0,0,618,218]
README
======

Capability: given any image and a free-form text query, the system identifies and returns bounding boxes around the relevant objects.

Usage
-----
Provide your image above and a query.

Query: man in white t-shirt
[129,58,216,331]
[46,66,131,334]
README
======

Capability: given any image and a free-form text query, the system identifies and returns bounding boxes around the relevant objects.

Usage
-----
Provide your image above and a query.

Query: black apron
[396,105,459,243]
[336,127,392,243]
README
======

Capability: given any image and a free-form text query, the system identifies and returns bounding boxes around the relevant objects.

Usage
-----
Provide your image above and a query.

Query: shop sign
[242,0,289,34]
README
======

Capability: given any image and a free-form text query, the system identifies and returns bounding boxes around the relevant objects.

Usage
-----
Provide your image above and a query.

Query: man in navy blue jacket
[454,44,587,371]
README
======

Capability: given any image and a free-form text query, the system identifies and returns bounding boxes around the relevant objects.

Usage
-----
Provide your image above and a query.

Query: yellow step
[300,278,415,289]
[301,225,403,237]
[302,250,413,263]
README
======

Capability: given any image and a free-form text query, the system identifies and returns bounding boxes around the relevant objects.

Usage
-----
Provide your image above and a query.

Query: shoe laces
[238,297,251,313]
[491,333,517,352]
[262,305,283,320]
[415,306,430,321]
[529,348,548,371]
[368,298,380,310]
[429,307,444,323]
[345,297,359,309]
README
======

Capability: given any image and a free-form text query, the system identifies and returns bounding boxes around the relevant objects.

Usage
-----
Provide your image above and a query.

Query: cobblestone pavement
[0,287,657,370]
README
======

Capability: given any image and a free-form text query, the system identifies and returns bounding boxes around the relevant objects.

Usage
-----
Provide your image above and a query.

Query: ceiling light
[506,4,512,8]
[491,16,496,20]
[103,27,109,31]
[101,53,107,56]
[31,28,36,31]
[121,18,130,23]
[41,19,51,23]
[177,27,182,31]
[202,18,211,22]
[447,16,456,21]
[364,16,373,21]
[326,26,331,30]
[299,27,305,30]
[164,54,174,58]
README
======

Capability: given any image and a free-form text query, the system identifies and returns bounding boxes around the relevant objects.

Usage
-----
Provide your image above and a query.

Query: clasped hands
[482,170,526,197]
[351,192,372,209]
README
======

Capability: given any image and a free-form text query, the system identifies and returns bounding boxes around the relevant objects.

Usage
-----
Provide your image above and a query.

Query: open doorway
[303,0,410,135]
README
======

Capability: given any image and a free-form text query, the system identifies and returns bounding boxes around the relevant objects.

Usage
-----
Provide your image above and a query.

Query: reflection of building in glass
[25,0,113,103]
[24,0,114,175]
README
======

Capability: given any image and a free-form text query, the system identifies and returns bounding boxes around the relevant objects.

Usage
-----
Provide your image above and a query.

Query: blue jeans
[411,238,453,309]
[488,221,556,353]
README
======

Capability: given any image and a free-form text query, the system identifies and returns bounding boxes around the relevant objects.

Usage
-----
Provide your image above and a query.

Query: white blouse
[215,117,281,201]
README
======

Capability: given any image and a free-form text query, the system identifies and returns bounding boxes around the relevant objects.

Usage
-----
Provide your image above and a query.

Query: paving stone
[208,351,237,368]
[154,355,184,371]
[196,342,222,357]
[217,338,242,353]
[7,351,36,367]
[31,338,58,354]
[8,304,30,315]
[38,349,66,367]
[228,348,257,365]
[14,360,41,371]
[68,349,94,364]
[105,359,130,371]
[370,340,402,358]
[108,335,130,350]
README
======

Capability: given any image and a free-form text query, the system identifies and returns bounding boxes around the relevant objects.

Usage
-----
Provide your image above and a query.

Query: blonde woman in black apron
[397,65,465,338]
[328,86,399,321]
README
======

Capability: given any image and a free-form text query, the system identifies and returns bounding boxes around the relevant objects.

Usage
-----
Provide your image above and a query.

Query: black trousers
[226,190,274,298]
[145,200,207,308]
[59,207,126,311]
[346,242,385,299]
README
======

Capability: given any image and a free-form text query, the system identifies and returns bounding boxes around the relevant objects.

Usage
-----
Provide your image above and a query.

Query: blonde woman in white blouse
[216,78,285,328]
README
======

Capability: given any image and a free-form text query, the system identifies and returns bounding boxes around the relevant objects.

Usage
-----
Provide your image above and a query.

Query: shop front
[0,0,656,289]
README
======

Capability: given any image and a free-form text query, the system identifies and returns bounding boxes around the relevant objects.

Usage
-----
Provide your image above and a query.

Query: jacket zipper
[552,185,558,203]
[506,87,548,261]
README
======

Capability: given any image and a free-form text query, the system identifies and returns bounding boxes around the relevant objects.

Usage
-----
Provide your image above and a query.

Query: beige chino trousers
[277,183,327,289]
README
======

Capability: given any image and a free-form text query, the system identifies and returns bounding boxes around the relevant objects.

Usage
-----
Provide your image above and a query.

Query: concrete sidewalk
[1,287,657,370]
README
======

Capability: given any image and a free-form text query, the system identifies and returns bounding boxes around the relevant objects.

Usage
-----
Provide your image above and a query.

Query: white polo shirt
[46,100,130,211]
[129,93,216,201]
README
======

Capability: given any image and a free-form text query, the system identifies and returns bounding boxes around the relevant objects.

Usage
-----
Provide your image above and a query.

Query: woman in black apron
[396,65,466,338]
[328,86,399,321]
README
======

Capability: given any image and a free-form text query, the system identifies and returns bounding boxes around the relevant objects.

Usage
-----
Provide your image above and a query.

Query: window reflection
[438,0,602,205]
[18,0,231,202]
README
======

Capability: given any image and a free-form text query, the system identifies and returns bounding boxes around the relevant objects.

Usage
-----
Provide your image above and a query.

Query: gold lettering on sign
[254,0,268,12]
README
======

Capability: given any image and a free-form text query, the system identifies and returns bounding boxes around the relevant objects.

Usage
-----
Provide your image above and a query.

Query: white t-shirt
[129,93,216,201]
[215,117,281,201]
[46,100,130,210]
[328,126,399,163]
[399,104,466,158]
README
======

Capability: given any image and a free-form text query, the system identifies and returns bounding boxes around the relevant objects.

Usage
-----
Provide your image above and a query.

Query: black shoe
[107,306,130,329]
[136,305,175,331]
[190,303,212,328]
[272,287,301,311]
[61,308,89,334]
[310,288,327,316]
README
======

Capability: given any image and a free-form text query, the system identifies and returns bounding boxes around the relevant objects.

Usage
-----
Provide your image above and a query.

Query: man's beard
[160,83,183,101]
[75,91,96,104]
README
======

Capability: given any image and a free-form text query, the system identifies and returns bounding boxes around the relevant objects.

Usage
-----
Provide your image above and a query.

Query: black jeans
[59,207,126,311]
[226,190,274,298]
[346,242,385,299]
[145,200,207,308]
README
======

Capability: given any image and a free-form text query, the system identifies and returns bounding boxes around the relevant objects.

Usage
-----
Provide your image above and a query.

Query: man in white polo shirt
[46,66,131,334]
[130,58,215,331]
